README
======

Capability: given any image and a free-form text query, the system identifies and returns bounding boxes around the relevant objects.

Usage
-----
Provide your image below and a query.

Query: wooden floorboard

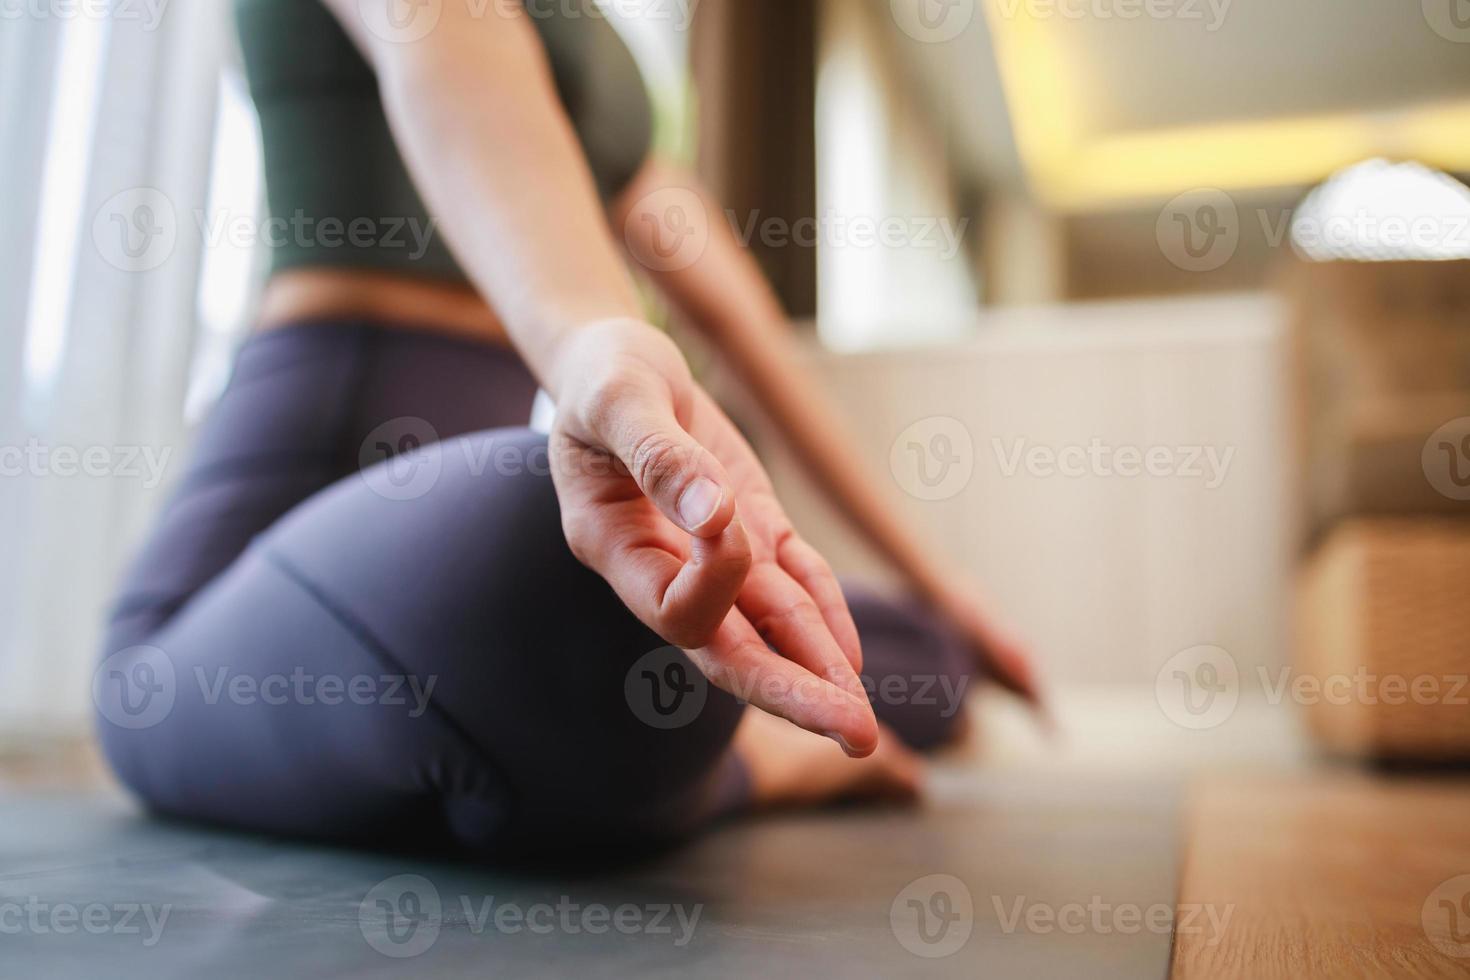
[1172,773,1470,979]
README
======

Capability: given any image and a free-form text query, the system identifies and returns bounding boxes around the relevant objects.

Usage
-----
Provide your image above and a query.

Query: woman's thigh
[97,428,748,853]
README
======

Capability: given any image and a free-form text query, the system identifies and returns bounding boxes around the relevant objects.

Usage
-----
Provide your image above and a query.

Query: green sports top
[234,0,653,282]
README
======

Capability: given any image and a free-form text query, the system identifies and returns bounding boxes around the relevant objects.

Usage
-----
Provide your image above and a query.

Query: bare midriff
[256,268,513,347]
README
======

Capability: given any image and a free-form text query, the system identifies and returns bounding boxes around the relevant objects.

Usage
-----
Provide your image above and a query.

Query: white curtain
[1,0,245,738]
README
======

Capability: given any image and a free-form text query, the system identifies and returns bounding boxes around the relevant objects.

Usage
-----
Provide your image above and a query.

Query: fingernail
[677,478,722,531]
[823,730,857,756]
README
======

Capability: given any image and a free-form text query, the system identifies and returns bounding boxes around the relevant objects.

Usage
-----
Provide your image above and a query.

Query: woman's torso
[234,0,653,338]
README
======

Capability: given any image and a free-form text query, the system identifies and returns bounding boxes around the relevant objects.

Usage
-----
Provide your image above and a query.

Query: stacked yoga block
[1287,258,1470,762]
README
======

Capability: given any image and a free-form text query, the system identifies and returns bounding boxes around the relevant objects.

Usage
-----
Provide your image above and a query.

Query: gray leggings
[96,321,976,857]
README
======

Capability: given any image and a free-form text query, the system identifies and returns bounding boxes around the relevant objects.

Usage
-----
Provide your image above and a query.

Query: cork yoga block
[1284,258,1470,539]
[1296,519,1470,761]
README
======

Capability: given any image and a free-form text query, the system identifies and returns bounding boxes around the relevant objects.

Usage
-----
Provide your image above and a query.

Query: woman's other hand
[549,319,879,756]
[927,572,1049,720]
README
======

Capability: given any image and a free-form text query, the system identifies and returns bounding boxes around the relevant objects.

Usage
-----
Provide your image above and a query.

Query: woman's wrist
[543,317,675,402]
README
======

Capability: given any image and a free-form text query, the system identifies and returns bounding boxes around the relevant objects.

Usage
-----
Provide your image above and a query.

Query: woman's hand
[549,319,879,756]
[925,572,1048,716]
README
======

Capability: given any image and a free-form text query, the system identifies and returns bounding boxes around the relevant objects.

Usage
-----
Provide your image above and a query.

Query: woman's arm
[615,160,1045,709]
[317,1,878,753]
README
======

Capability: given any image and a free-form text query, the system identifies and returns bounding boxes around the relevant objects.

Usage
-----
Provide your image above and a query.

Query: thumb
[600,393,738,538]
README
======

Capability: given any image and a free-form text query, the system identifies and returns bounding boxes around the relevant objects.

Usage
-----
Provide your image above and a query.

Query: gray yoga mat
[0,775,1180,978]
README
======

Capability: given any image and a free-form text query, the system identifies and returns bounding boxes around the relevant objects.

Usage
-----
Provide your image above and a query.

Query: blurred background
[2,0,1469,782]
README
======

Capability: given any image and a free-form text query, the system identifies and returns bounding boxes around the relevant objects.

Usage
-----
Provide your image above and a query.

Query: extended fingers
[564,503,752,651]
[737,559,864,702]
[692,614,879,757]
[776,534,863,674]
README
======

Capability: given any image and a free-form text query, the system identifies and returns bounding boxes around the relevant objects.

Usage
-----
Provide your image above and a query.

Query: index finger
[690,612,879,757]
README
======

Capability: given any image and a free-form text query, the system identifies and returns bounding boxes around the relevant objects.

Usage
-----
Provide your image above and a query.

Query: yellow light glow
[982,0,1470,210]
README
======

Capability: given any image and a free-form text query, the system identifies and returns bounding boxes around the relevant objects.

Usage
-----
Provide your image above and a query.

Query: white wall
[751,293,1291,690]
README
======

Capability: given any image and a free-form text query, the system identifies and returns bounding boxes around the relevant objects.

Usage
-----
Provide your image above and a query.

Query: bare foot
[733,708,924,809]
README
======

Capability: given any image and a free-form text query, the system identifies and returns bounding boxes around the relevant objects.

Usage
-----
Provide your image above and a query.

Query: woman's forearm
[321,0,642,393]
[616,164,953,601]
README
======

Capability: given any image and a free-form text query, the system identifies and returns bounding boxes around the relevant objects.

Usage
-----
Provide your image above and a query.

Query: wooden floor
[1172,773,1470,979]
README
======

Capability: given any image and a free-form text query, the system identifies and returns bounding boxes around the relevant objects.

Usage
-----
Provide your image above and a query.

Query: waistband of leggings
[236,317,527,371]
